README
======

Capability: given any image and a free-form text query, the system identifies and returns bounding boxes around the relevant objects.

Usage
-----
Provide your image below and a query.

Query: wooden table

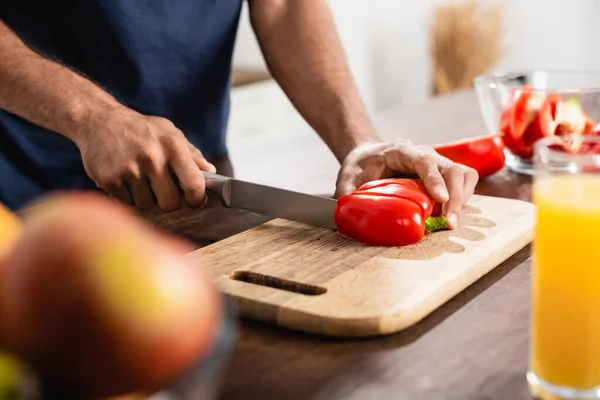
[149,88,536,400]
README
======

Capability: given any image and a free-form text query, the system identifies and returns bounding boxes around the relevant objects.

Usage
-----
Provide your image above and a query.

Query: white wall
[232,0,599,113]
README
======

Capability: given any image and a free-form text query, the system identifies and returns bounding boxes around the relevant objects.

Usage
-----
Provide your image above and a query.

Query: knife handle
[202,172,232,207]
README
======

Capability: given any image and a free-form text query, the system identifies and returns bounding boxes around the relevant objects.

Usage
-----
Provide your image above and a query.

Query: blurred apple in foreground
[0,192,223,398]
[0,205,23,398]
[0,203,21,270]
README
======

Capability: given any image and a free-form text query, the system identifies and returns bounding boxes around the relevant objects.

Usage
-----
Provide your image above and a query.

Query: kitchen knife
[202,172,338,230]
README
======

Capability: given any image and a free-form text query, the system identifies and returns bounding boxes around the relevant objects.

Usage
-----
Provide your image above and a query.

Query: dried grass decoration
[430,0,506,95]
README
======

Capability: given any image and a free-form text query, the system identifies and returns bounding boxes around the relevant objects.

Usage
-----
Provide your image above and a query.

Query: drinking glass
[528,134,600,399]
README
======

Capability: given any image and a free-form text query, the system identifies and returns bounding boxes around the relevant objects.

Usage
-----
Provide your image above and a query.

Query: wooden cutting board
[187,194,535,338]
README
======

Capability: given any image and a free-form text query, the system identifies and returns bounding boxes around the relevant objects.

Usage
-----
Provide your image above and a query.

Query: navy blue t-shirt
[0,0,243,210]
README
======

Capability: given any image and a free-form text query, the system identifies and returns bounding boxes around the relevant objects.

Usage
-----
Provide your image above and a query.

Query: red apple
[0,192,222,398]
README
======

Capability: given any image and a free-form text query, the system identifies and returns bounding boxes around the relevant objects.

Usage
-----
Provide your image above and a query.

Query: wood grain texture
[145,88,537,399]
[188,195,534,337]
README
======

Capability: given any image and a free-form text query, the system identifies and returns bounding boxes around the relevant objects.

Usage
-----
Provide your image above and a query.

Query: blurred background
[232,0,599,112]
[226,0,599,193]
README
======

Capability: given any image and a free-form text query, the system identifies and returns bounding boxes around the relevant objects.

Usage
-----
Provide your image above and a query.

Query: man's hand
[75,107,215,212]
[334,140,479,229]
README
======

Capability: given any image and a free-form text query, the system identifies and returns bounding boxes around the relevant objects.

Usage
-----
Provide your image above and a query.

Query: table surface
[148,86,536,400]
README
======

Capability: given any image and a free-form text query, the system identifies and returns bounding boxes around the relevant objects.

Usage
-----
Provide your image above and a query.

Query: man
[0,0,477,229]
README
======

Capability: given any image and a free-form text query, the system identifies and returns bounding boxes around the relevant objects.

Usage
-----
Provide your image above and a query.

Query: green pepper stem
[425,215,449,233]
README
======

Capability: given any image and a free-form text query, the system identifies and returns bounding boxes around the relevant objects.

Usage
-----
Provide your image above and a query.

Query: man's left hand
[334,140,479,229]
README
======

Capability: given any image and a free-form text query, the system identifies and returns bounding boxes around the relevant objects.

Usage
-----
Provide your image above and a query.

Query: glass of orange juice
[529,134,600,399]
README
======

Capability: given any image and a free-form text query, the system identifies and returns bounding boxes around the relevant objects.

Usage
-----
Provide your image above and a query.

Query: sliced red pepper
[500,85,539,139]
[584,116,597,135]
[357,178,441,216]
[334,179,448,247]
[357,178,422,192]
[554,97,588,136]
[357,177,435,196]
[433,133,505,179]
[546,93,563,120]
[358,185,433,217]
[499,85,544,159]
[520,95,560,157]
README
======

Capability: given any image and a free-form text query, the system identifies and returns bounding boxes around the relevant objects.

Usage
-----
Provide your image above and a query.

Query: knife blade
[202,172,338,229]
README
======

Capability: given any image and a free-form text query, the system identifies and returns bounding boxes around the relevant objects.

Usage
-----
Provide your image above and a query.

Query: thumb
[334,168,361,198]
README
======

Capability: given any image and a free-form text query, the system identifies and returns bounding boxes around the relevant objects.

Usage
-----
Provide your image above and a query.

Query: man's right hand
[74,106,216,212]
[0,21,214,212]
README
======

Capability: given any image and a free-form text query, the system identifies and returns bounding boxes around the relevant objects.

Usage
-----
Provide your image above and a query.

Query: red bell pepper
[433,133,505,179]
[334,179,448,247]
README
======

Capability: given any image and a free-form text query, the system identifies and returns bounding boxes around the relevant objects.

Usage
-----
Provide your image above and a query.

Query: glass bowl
[474,70,600,175]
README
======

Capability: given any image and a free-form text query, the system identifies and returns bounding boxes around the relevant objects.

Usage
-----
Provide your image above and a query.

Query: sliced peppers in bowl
[499,85,598,160]
[475,70,600,175]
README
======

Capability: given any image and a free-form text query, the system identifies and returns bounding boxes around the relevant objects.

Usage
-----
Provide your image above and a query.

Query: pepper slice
[499,85,539,152]
[520,94,560,157]
[499,85,547,159]
[334,179,448,247]
[433,133,505,179]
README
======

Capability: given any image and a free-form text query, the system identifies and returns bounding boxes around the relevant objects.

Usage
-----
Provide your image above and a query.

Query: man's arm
[249,0,479,228]
[248,0,380,163]
[0,21,212,211]
[0,21,118,143]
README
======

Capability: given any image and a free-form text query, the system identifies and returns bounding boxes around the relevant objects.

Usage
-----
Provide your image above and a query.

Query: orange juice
[531,173,600,391]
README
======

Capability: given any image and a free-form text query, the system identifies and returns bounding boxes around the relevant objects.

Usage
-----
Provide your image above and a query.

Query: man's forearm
[249,0,381,163]
[0,21,121,144]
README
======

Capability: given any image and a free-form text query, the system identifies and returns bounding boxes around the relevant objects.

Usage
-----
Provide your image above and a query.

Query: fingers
[392,145,476,228]
[99,180,133,206]
[105,166,183,212]
[462,166,479,202]
[129,178,155,210]
[188,144,217,173]
[149,167,180,212]
[111,187,133,205]
[382,142,451,203]
[169,147,207,208]
[440,165,464,229]
[412,153,449,204]
[94,171,134,206]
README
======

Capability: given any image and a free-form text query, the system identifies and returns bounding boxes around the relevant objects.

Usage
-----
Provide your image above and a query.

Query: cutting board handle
[229,270,327,296]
